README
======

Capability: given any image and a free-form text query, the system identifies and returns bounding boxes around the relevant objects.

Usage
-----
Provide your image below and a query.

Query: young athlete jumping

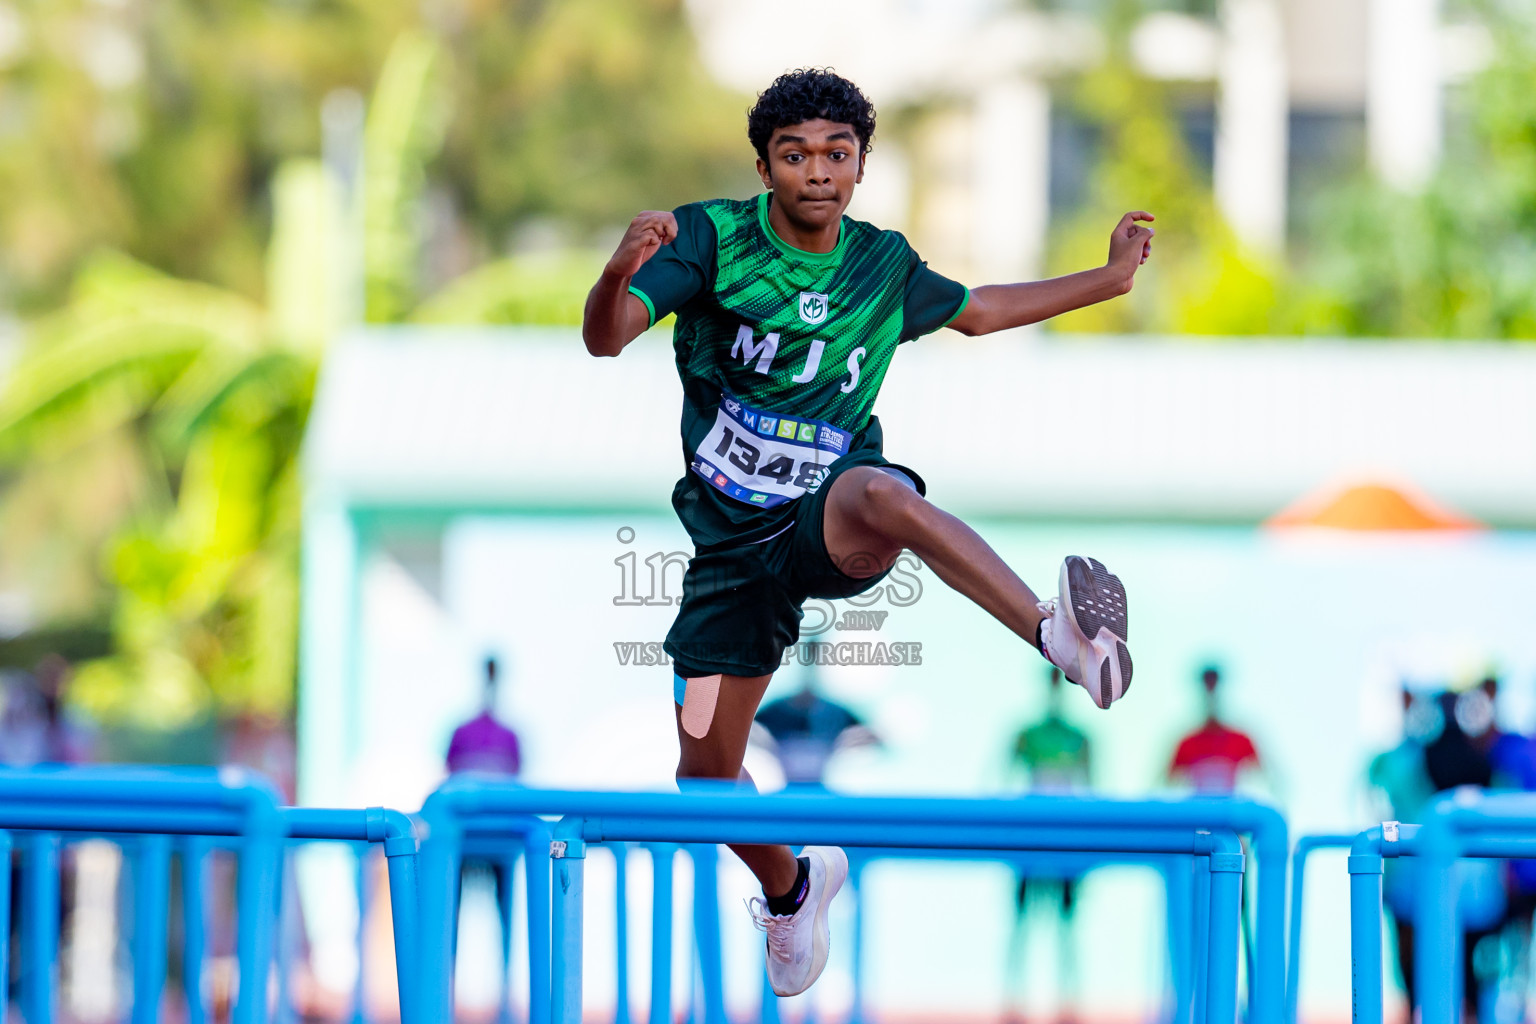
[582,68,1151,998]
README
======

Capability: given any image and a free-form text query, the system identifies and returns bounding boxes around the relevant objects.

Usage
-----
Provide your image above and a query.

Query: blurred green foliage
[1045,0,1283,335]
[0,0,749,315]
[1285,1,1536,338]
[413,250,609,326]
[0,176,329,727]
[1047,0,1536,339]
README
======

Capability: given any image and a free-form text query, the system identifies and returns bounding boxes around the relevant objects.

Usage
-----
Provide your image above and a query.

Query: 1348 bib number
[690,395,852,508]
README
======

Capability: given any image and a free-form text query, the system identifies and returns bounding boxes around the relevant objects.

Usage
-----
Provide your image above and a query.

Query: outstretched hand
[1106,211,1155,287]
[607,210,679,278]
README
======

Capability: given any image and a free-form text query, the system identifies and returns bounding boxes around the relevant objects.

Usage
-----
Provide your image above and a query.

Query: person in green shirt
[582,68,1150,998]
[1006,667,1092,1019]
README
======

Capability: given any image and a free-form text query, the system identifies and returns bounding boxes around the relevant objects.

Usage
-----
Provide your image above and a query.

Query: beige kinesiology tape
[680,674,723,739]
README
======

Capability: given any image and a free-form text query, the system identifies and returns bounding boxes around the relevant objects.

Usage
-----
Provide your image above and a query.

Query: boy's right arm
[582,210,678,357]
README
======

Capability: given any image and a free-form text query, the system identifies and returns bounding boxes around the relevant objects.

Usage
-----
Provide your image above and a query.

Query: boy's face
[756,118,865,232]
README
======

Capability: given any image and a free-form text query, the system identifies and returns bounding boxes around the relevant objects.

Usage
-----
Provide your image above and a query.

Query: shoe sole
[1060,556,1133,708]
[775,846,848,997]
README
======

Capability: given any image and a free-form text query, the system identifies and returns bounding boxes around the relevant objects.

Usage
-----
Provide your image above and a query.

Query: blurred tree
[433,0,752,247]
[0,0,749,315]
[412,250,609,326]
[0,162,338,728]
[1289,1,1536,338]
[0,0,408,312]
[0,31,414,727]
[1043,0,1283,335]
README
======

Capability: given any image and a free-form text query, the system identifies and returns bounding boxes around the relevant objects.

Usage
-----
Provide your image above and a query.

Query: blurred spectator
[447,654,521,1001]
[447,657,521,776]
[1005,666,1090,1021]
[1477,675,1536,787]
[1368,686,1437,1020]
[1371,686,1504,1021]
[751,671,879,788]
[1168,665,1261,794]
[1368,687,1436,823]
[0,655,91,767]
[1011,667,1092,795]
[1471,674,1536,1017]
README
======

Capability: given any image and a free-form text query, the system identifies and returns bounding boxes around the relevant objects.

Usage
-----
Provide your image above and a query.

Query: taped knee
[675,673,723,739]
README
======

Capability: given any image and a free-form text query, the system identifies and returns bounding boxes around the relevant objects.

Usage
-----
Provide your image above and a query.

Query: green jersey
[1012,715,1090,793]
[629,193,968,546]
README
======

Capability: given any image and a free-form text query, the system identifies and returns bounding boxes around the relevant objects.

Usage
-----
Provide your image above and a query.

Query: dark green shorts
[664,453,926,678]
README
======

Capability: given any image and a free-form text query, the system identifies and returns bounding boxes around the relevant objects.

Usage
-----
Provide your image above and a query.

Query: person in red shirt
[1168,665,1260,794]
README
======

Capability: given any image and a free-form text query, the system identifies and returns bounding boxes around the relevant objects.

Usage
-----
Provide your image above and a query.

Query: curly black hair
[747,69,876,162]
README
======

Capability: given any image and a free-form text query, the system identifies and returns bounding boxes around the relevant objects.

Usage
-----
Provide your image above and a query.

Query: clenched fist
[607,211,679,279]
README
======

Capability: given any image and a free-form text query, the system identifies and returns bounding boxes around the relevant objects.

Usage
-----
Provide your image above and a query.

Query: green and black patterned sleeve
[627,204,719,328]
[899,246,969,342]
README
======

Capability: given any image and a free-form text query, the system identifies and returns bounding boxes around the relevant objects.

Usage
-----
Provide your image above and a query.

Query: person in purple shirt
[447,656,522,956]
[447,657,522,776]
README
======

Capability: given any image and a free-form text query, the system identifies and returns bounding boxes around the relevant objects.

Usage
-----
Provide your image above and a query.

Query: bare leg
[674,672,801,898]
[822,467,1049,645]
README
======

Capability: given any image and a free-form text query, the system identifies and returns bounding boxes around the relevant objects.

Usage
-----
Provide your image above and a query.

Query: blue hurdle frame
[417,782,1289,1024]
[0,768,422,1024]
[1348,792,1536,1024]
[1284,833,1356,1024]
[417,802,555,1024]
[0,767,286,1024]
[844,847,1215,1024]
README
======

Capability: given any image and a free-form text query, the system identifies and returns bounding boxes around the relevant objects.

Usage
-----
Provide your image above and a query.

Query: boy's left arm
[948,211,1154,336]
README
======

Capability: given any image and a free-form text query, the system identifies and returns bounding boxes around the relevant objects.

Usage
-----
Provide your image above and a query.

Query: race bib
[691,394,852,508]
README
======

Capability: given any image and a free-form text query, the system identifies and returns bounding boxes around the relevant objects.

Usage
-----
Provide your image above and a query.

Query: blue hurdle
[1285,833,1356,1024]
[0,766,285,1024]
[416,800,723,1024]
[0,767,422,1024]
[417,781,1288,1024]
[844,847,1214,1024]
[1347,792,1536,1024]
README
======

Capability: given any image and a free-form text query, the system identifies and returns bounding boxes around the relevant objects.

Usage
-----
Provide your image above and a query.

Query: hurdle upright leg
[1162,854,1194,1024]
[275,847,297,1024]
[416,809,462,1024]
[234,829,283,1024]
[648,843,677,1024]
[615,844,631,1024]
[1205,840,1246,1024]
[498,849,517,1024]
[1416,852,1461,1024]
[0,831,11,1021]
[525,822,553,1024]
[689,844,725,1024]
[132,833,173,1024]
[1191,853,1210,1024]
[21,832,59,1024]
[384,842,423,1024]
[550,820,588,1024]
[180,837,211,1024]
[1347,841,1384,1024]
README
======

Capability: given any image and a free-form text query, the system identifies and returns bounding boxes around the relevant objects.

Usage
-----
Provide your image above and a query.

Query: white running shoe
[1038,555,1133,710]
[746,846,849,997]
